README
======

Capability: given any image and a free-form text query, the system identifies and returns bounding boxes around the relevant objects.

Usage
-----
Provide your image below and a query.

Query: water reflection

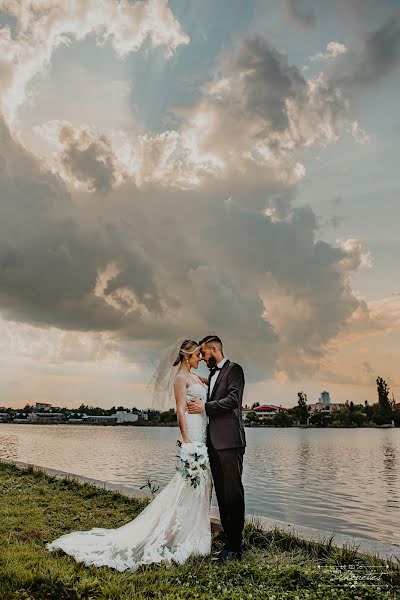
[0,424,399,544]
[0,432,19,459]
[381,433,399,511]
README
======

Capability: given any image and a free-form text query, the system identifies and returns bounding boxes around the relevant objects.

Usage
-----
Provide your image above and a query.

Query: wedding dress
[45,374,212,572]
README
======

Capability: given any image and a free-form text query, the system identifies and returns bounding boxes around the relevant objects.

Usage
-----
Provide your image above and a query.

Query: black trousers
[208,441,245,552]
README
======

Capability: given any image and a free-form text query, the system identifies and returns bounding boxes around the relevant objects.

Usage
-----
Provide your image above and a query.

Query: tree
[393,404,400,427]
[330,401,367,427]
[374,377,393,425]
[364,400,374,423]
[251,402,260,409]
[296,391,309,425]
[146,409,160,421]
[245,411,260,424]
[271,411,293,427]
[309,410,331,427]
[159,409,177,423]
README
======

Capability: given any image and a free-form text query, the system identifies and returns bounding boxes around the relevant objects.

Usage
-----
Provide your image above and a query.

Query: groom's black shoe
[211,547,242,563]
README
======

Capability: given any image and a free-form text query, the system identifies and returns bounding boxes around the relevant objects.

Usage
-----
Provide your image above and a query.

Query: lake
[1,424,399,545]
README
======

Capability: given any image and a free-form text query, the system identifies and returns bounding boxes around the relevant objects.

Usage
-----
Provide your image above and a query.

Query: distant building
[112,410,139,423]
[319,391,331,404]
[82,415,118,424]
[33,402,52,412]
[27,412,66,423]
[0,413,10,422]
[242,405,288,420]
[309,392,343,414]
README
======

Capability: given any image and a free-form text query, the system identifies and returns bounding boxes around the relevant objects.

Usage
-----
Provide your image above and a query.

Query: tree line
[4,376,398,428]
[245,377,399,427]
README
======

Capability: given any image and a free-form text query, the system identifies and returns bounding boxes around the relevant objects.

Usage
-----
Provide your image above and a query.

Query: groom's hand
[186,398,205,414]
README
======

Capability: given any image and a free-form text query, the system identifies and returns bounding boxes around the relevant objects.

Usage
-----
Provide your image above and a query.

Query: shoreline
[1,421,398,428]
[2,457,400,567]
[3,459,399,599]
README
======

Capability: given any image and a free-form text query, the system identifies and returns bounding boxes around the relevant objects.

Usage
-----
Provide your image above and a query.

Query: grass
[0,460,399,600]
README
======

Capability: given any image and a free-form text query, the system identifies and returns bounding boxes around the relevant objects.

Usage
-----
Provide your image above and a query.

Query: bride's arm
[173,374,191,443]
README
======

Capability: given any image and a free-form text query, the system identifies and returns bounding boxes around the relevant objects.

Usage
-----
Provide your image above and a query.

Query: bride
[45,338,212,572]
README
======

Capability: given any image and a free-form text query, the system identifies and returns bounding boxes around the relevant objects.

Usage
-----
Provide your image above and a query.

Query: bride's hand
[182,436,191,444]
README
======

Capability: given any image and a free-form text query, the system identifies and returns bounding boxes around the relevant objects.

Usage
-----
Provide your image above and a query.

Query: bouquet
[176,440,210,488]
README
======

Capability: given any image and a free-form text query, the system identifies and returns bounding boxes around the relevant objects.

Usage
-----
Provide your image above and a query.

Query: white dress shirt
[209,357,229,396]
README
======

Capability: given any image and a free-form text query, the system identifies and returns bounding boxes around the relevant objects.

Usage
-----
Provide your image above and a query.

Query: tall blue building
[319,391,331,404]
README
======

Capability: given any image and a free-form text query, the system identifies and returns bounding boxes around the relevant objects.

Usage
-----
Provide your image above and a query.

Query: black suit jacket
[204,359,246,451]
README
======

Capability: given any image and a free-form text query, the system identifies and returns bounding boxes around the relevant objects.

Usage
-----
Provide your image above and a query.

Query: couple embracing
[46,335,246,572]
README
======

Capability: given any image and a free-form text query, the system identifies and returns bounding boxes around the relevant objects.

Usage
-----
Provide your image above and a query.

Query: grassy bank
[0,461,398,600]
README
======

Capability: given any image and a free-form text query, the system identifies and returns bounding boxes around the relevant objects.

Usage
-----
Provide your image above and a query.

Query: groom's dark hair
[199,335,223,350]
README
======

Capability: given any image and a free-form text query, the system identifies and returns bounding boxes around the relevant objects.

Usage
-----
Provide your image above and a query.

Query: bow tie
[208,365,221,376]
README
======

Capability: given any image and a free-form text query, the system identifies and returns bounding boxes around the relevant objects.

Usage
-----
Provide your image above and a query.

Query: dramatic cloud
[0,6,399,398]
[0,106,374,380]
[0,0,189,123]
[165,34,365,190]
[28,32,382,193]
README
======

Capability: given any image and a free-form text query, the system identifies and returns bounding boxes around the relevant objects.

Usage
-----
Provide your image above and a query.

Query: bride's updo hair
[173,339,200,366]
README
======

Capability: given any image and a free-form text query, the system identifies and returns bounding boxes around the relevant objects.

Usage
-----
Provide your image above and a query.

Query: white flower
[175,441,209,488]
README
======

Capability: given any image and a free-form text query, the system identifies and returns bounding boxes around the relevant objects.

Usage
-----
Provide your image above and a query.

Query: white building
[308,391,343,414]
[112,410,139,423]
[242,405,288,420]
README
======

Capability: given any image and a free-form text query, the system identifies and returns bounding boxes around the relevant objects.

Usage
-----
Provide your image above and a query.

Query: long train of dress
[45,379,212,572]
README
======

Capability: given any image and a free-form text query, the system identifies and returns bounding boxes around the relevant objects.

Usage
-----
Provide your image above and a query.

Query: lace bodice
[185,379,208,444]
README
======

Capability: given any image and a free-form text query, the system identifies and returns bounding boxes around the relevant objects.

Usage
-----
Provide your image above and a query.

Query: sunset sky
[0,0,399,410]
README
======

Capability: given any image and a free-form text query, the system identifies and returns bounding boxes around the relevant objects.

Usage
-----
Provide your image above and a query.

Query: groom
[186,335,246,562]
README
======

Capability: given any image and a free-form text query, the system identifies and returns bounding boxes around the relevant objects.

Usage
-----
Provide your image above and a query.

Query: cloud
[337,0,393,21]
[355,12,400,86]
[26,32,378,193]
[362,360,374,374]
[0,0,189,123]
[36,121,123,193]
[283,0,316,30]
[323,294,400,351]
[1,24,399,387]
[308,41,347,63]
[0,107,374,381]
[165,33,368,188]
[328,13,400,93]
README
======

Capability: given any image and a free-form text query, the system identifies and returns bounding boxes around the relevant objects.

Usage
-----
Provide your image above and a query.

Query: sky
[0,0,399,410]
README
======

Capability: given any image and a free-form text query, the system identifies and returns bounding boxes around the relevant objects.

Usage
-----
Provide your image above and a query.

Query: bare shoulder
[174,372,188,387]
